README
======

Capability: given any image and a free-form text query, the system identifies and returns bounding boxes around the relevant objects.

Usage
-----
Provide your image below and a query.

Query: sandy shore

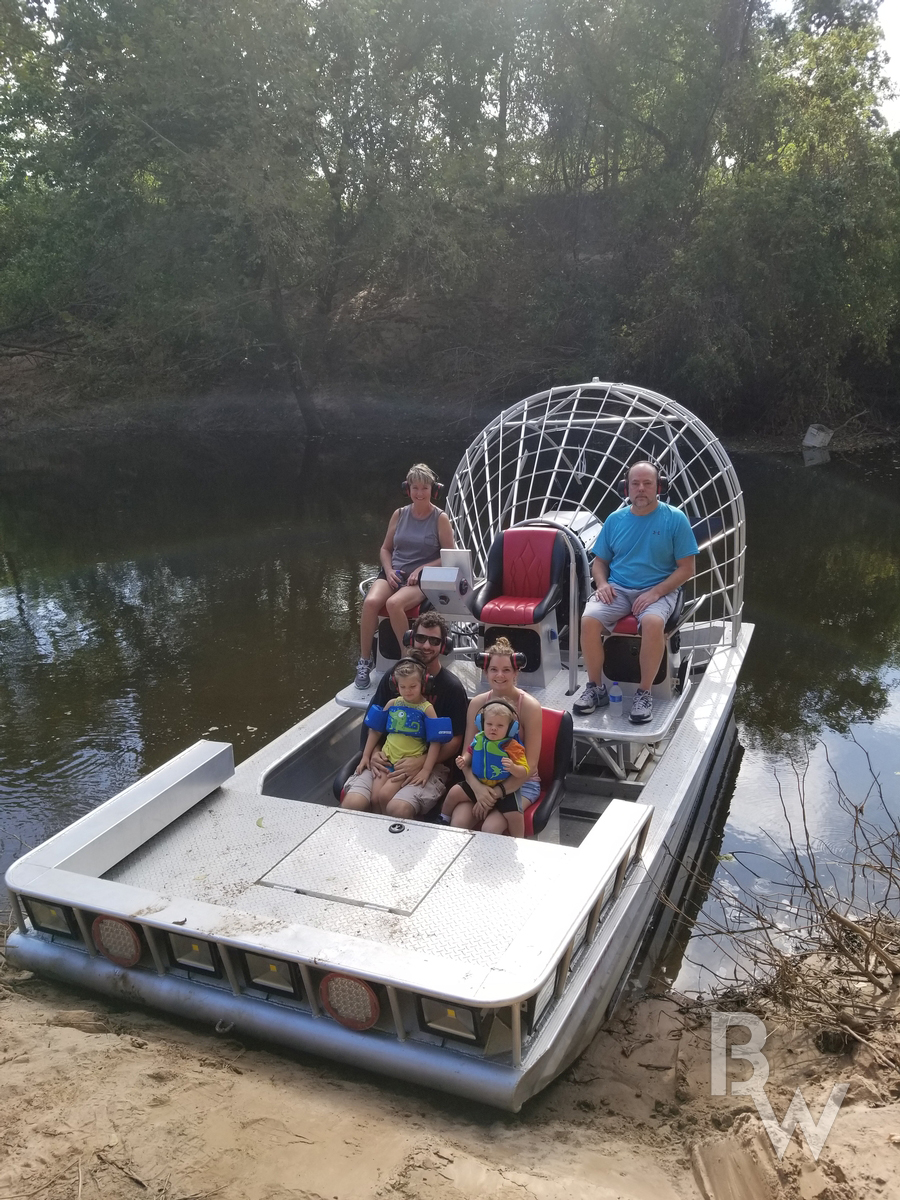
[2,958,898,1200]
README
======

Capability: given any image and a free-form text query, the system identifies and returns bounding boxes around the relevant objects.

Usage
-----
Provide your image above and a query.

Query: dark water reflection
[735,451,900,749]
[1,411,900,991]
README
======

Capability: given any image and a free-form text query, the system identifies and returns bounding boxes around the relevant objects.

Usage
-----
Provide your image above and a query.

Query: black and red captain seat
[471,528,569,626]
[470,528,570,684]
[602,586,686,693]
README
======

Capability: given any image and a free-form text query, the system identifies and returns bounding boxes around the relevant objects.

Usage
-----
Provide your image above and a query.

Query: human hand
[387,568,403,590]
[595,581,615,603]
[407,568,421,587]
[370,747,390,776]
[411,768,430,786]
[473,794,496,821]
[500,756,514,771]
[394,754,425,782]
[456,754,468,769]
[632,587,661,616]
[469,778,494,806]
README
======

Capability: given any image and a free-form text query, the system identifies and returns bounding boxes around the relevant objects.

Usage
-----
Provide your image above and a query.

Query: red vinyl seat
[610,588,684,637]
[523,707,574,837]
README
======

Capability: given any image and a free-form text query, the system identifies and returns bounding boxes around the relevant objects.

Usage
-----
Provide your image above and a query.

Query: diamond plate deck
[260,810,472,913]
[104,783,585,980]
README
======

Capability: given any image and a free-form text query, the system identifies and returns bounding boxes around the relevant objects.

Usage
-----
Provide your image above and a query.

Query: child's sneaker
[354,657,374,689]
[573,681,609,714]
[629,688,653,724]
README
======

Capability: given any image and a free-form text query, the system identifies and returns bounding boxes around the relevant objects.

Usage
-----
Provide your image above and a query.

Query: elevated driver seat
[601,587,686,697]
[471,528,569,687]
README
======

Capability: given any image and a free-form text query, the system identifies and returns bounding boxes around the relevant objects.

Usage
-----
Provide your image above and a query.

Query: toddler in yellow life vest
[350,659,449,812]
[440,699,529,838]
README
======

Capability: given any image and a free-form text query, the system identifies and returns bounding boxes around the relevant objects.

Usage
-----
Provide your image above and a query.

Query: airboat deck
[6,381,751,1111]
[337,662,692,744]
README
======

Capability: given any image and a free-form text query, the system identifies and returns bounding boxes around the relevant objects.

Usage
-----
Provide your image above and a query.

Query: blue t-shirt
[591,503,698,590]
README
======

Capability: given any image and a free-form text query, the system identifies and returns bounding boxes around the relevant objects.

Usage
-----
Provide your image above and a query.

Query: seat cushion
[613,615,639,635]
[481,597,544,625]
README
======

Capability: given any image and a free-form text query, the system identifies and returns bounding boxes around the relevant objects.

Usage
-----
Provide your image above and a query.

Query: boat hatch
[259,810,473,914]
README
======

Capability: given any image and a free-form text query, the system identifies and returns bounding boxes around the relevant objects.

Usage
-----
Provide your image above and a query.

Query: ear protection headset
[475,699,520,741]
[389,656,436,698]
[474,649,527,671]
[402,477,444,499]
[620,460,669,500]
[402,626,451,657]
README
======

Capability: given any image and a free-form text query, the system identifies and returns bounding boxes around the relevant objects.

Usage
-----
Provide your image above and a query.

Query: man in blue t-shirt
[573,461,698,724]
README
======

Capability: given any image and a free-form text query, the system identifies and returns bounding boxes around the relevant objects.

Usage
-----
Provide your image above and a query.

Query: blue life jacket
[470,731,516,783]
[364,705,452,743]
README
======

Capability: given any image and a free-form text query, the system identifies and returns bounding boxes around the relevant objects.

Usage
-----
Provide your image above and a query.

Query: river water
[1,399,899,991]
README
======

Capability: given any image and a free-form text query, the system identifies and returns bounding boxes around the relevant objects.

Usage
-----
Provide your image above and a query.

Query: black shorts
[377,567,414,586]
[458,779,523,814]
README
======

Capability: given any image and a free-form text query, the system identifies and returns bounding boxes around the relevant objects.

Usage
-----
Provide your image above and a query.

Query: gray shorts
[343,762,450,817]
[583,585,678,630]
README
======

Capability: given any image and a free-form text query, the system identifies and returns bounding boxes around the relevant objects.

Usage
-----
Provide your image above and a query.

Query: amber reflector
[319,973,380,1030]
[92,916,142,967]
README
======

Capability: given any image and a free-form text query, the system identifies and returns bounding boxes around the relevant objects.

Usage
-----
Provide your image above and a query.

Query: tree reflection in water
[735,448,900,751]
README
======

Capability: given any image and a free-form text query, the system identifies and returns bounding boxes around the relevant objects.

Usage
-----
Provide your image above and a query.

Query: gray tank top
[392,506,442,578]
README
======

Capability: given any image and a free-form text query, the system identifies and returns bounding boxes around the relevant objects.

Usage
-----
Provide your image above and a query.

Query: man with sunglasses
[351,612,468,820]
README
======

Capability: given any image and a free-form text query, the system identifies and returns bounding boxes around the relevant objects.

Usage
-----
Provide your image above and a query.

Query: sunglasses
[413,633,443,647]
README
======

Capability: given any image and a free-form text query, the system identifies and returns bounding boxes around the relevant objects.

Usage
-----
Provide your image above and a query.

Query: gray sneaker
[573,681,609,715]
[354,657,374,690]
[629,688,653,724]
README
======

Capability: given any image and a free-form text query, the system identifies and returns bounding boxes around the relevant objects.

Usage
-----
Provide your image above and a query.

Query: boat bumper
[6,931,532,1111]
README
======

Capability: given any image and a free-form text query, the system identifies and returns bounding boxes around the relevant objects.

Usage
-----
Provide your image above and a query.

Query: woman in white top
[355,463,455,689]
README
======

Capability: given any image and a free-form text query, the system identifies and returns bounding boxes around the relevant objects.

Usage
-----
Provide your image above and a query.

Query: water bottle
[609,681,623,717]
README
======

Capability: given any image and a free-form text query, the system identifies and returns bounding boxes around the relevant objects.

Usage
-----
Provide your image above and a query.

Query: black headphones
[474,649,527,671]
[402,626,451,657]
[388,656,436,698]
[620,459,669,500]
[402,477,444,499]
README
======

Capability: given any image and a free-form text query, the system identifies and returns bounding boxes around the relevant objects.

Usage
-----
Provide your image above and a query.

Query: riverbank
[3,363,897,456]
[2,950,898,1200]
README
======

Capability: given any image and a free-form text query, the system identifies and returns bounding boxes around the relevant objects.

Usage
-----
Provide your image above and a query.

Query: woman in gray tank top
[355,463,455,688]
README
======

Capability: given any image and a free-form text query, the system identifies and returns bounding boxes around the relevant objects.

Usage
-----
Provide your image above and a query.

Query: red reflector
[319,973,380,1030]
[92,916,142,967]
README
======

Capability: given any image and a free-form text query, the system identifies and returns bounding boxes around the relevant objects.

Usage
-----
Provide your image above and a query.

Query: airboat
[5,381,751,1111]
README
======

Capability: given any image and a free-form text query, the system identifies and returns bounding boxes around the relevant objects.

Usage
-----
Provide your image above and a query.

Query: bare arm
[359,727,381,770]
[591,557,615,603]
[379,509,402,588]
[501,753,528,782]
[515,692,542,783]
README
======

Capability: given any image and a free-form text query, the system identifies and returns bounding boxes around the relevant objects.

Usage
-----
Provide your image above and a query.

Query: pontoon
[4,381,751,1111]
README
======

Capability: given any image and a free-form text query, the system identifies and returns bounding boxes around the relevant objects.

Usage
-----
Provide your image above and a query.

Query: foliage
[0,0,898,426]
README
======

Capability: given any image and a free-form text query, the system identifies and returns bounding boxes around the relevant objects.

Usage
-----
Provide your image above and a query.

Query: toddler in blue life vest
[440,699,529,837]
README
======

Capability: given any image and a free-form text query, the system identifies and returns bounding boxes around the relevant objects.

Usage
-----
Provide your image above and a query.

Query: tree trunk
[266,261,326,437]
